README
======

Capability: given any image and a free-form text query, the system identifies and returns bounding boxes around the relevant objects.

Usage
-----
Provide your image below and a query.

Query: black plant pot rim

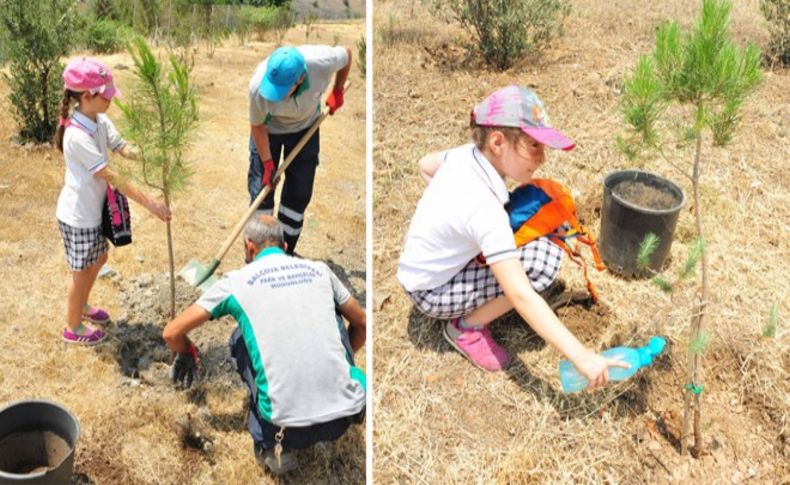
[604,169,686,216]
[0,399,80,479]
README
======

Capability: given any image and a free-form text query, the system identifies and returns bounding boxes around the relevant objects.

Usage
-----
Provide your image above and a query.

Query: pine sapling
[619,0,762,457]
[117,37,199,320]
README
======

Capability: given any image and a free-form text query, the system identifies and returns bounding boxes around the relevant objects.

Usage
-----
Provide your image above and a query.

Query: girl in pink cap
[54,57,171,345]
[398,85,627,387]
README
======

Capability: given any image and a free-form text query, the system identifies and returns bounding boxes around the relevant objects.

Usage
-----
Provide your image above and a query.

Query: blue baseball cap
[259,47,306,102]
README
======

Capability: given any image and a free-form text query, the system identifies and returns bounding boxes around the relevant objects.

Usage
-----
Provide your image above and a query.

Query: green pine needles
[636,232,661,270]
[619,0,761,157]
[636,233,704,293]
[762,304,778,338]
[117,37,199,320]
[679,238,704,280]
[118,37,198,195]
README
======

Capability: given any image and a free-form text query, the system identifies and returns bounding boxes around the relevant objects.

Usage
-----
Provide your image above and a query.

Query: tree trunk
[681,133,707,457]
[164,189,175,320]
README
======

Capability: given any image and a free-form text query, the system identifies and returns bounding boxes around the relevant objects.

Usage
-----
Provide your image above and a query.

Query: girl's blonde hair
[54,89,82,153]
[469,120,524,150]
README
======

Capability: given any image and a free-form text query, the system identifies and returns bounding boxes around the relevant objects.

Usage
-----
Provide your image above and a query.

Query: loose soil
[0,430,70,474]
[614,179,680,210]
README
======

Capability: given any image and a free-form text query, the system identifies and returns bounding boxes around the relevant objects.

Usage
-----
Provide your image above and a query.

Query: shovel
[179,81,351,290]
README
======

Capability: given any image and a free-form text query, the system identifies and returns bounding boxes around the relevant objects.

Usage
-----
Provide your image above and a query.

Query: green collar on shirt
[254,246,285,261]
[292,72,310,99]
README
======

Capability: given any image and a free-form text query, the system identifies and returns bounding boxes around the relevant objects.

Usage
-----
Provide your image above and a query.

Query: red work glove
[261,158,275,188]
[326,88,344,115]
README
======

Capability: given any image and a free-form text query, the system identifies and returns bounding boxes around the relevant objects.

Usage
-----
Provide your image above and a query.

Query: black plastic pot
[599,170,685,277]
[0,400,80,485]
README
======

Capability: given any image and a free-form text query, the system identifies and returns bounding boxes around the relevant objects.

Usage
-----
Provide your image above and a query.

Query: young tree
[117,37,199,320]
[619,0,761,457]
[0,0,78,143]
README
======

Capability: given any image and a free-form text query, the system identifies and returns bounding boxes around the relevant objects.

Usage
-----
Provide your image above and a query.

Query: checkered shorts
[57,220,108,271]
[407,237,563,319]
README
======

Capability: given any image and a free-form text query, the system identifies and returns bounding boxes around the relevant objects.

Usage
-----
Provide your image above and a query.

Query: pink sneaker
[82,305,110,324]
[443,318,511,372]
[62,324,107,346]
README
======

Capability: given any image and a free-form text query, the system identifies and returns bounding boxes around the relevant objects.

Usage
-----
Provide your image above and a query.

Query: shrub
[241,5,295,43]
[86,18,133,53]
[356,34,366,78]
[303,12,319,43]
[0,21,8,66]
[430,0,570,70]
[761,0,790,66]
[0,0,79,144]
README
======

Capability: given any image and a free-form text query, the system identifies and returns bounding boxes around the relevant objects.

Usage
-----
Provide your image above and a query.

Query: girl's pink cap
[472,85,574,151]
[63,57,120,100]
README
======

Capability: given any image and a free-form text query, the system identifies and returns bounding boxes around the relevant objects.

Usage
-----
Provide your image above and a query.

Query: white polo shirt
[398,144,518,291]
[55,111,126,228]
[248,45,349,134]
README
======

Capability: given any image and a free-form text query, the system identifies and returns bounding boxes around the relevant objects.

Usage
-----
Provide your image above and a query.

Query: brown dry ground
[0,22,365,485]
[373,1,788,483]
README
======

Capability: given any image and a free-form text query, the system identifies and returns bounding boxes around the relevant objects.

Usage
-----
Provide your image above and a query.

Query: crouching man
[163,215,366,475]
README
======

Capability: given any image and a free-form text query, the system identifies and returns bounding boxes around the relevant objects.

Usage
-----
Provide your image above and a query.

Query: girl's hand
[147,200,171,222]
[572,348,630,390]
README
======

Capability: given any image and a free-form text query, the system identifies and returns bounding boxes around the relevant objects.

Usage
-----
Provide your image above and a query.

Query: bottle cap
[647,336,667,356]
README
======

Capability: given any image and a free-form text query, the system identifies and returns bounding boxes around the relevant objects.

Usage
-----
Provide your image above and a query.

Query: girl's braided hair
[54,89,82,152]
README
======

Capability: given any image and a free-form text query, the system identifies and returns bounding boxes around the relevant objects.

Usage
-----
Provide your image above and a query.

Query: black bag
[102,185,132,246]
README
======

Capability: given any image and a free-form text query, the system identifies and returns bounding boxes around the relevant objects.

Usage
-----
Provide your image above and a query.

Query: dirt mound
[117,273,203,327]
[95,272,241,390]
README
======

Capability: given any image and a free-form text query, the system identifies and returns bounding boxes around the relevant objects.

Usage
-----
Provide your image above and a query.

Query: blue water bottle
[559,336,667,393]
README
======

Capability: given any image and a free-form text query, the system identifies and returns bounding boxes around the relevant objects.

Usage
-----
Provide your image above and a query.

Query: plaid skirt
[57,220,108,271]
[407,237,563,319]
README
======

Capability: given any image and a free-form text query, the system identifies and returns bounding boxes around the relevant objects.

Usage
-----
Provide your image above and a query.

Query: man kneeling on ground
[163,215,366,475]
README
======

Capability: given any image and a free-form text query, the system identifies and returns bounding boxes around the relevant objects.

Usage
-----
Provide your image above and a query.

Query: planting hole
[112,322,171,378]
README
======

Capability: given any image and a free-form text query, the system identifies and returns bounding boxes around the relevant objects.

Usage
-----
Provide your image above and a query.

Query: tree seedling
[117,37,199,320]
[620,0,762,457]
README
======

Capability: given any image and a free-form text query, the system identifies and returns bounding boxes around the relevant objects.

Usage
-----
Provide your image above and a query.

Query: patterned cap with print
[472,85,574,151]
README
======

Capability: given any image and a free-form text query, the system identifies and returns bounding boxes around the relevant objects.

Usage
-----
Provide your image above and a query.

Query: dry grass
[373,0,788,483]
[0,22,365,484]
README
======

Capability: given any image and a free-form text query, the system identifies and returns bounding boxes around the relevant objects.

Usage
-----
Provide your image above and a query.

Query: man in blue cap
[248,45,351,254]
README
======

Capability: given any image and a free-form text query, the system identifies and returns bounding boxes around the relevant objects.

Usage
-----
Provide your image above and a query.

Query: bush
[356,34,366,78]
[86,18,133,53]
[0,22,8,66]
[431,0,571,70]
[0,0,79,144]
[241,5,295,43]
[761,0,789,66]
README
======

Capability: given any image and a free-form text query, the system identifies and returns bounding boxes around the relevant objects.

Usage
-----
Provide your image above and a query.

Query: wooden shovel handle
[212,80,351,264]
